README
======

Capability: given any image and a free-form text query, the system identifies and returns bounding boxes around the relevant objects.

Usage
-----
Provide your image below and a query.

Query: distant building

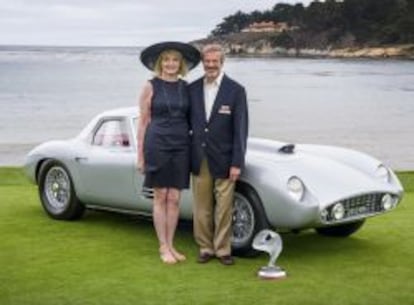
[241,21,290,33]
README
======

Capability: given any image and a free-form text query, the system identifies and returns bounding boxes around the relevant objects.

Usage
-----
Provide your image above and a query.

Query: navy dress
[143,77,190,189]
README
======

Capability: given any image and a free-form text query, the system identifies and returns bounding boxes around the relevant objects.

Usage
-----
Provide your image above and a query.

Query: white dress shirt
[203,71,224,121]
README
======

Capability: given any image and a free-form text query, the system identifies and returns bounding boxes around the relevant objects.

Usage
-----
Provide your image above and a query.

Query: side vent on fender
[141,187,154,199]
[278,144,295,154]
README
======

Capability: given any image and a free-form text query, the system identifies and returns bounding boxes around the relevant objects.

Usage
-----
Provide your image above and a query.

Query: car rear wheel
[315,220,365,237]
[38,159,85,220]
[232,184,269,256]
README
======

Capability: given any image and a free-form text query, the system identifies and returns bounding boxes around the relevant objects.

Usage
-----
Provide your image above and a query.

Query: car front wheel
[232,184,269,256]
[315,220,366,237]
[38,159,85,220]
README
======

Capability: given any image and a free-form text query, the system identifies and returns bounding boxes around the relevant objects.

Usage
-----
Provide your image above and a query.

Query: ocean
[1,45,413,169]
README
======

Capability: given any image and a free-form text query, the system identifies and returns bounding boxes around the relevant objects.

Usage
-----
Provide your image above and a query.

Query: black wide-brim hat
[140,41,201,71]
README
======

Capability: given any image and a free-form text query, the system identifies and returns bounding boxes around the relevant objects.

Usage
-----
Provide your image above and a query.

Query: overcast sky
[0,0,314,46]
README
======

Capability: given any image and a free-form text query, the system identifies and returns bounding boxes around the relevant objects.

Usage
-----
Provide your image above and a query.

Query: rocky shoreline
[192,34,414,59]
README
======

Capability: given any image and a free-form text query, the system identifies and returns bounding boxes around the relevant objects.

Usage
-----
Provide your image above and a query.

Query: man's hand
[229,166,241,182]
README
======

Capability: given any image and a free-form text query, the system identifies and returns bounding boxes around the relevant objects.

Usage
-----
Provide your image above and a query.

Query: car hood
[290,155,396,204]
[247,139,402,208]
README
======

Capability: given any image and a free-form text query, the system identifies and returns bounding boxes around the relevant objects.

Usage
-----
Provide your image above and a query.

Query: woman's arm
[137,81,153,173]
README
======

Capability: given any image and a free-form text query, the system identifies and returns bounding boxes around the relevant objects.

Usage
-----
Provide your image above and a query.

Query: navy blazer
[189,74,248,178]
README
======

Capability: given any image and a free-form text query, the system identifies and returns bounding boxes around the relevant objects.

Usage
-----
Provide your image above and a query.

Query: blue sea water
[0,45,414,169]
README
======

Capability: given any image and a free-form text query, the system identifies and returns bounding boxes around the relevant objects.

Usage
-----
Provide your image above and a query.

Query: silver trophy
[252,229,287,279]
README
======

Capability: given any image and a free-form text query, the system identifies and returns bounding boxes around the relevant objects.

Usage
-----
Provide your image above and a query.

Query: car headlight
[331,202,345,220]
[375,164,390,182]
[287,176,305,201]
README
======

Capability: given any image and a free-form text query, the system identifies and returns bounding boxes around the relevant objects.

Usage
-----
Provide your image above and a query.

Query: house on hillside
[241,21,292,33]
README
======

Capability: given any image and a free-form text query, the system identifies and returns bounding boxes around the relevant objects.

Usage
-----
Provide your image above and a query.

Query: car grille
[323,192,394,223]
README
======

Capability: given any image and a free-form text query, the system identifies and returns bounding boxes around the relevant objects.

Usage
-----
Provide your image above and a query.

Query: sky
[0,0,314,46]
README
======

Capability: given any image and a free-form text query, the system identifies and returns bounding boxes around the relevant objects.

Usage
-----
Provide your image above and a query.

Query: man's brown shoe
[218,255,234,266]
[197,252,214,264]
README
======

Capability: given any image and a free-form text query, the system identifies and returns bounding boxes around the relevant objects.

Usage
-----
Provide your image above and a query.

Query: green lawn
[1,168,413,305]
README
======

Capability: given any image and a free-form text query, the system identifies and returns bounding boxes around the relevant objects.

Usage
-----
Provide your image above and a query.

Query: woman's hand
[137,158,145,174]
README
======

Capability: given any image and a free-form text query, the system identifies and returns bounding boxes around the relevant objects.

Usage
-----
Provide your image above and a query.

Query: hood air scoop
[278,144,295,154]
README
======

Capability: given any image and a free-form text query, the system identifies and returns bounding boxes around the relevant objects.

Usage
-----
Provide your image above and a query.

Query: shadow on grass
[281,231,380,260]
[66,208,379,261]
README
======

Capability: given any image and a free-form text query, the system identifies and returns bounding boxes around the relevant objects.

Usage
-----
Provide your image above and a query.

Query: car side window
[92,119,130,148]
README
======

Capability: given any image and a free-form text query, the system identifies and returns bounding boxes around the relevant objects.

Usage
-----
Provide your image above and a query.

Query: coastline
[192,34,414,59]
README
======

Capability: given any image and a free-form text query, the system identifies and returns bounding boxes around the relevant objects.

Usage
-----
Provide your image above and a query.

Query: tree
[304,0,344,31]
[211,11,251,36]
[208,0,413,45]
[396,0,414,43]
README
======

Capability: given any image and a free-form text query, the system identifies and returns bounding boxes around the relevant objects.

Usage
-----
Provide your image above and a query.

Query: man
[189,44,248,265]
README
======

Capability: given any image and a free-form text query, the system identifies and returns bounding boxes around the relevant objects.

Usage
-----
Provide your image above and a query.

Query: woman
[137,42,200,264]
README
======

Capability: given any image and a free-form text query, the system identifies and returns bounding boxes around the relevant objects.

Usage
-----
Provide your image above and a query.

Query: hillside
[193,0,414,58]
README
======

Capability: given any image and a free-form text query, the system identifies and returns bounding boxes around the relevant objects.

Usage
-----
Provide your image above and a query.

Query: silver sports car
[25,107,404,255]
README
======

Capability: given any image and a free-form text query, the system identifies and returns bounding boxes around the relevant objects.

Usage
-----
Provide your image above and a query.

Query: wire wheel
[232,192,255,248]
[44,166,71,212]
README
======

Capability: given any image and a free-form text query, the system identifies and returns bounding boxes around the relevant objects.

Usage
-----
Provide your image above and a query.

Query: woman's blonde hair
[153,49,188,77]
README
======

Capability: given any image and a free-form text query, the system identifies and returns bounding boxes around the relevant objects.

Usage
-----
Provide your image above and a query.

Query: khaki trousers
[192,158,235,257]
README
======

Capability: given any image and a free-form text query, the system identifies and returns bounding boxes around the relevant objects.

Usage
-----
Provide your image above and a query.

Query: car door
[76,117,140,209]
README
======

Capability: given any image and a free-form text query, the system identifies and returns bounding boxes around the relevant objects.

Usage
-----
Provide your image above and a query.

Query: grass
[0,168,413,305]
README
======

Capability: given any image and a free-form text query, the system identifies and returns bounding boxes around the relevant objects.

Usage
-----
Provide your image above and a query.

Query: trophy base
[257,266,287,280]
